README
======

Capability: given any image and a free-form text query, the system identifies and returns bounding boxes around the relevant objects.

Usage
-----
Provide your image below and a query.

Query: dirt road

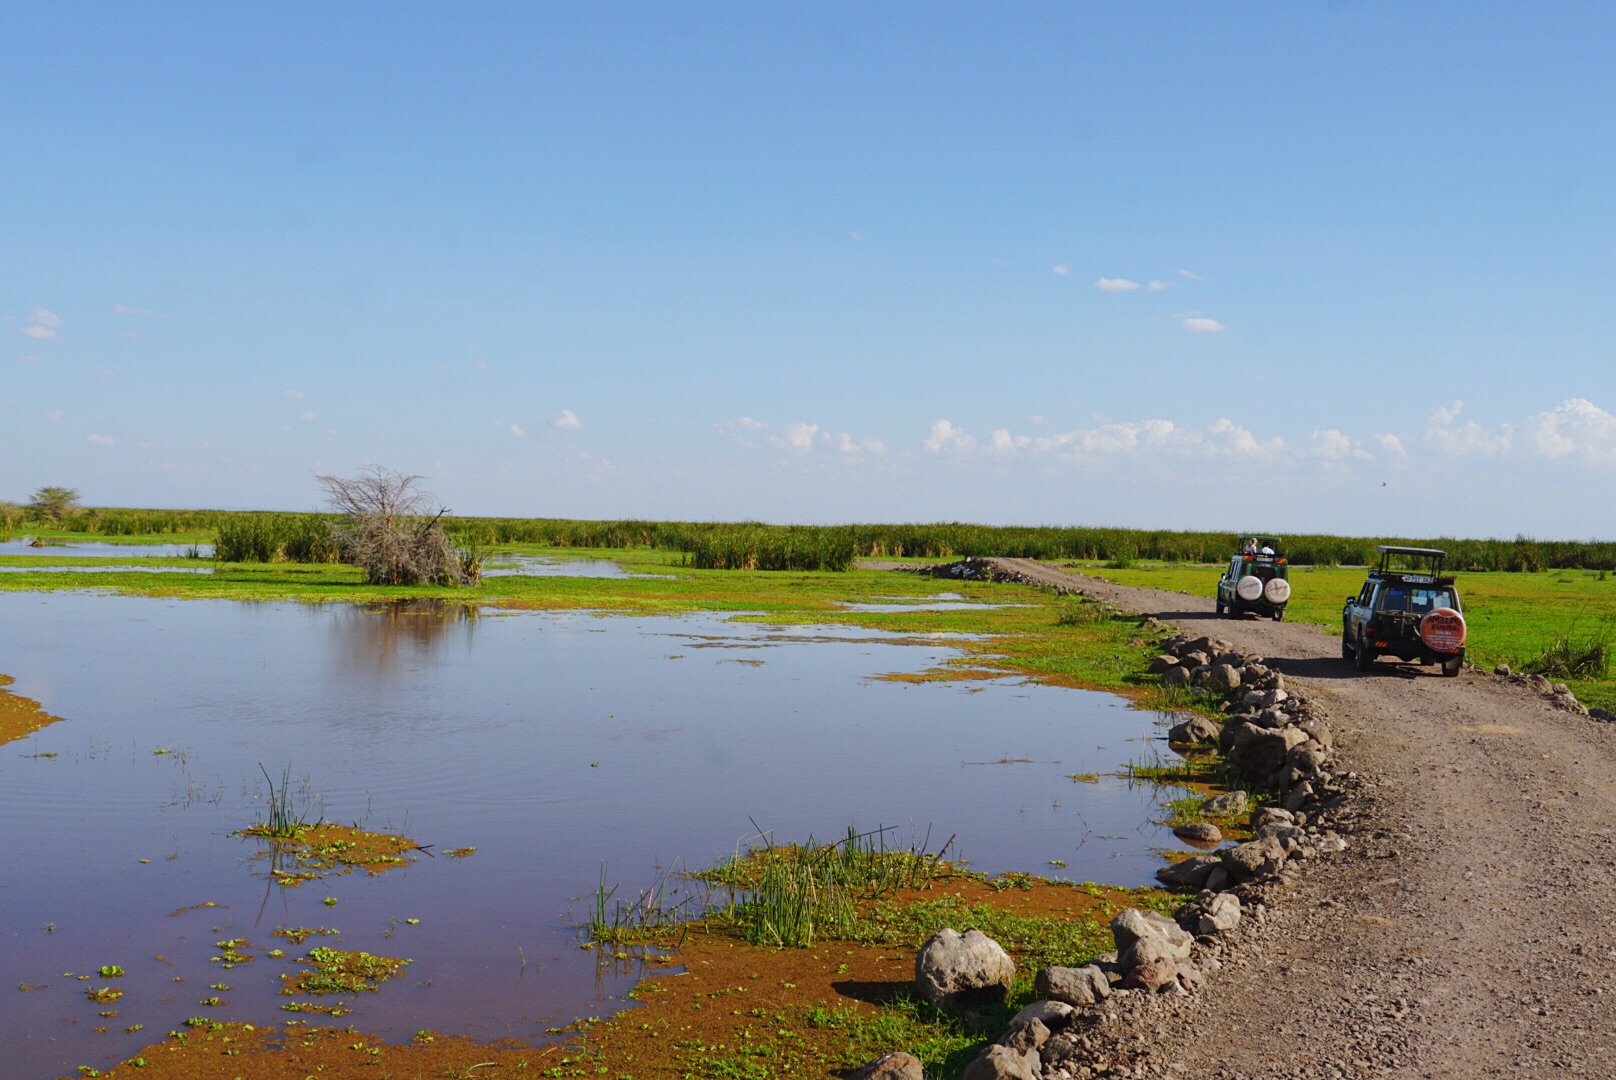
[992,559,1616,1079]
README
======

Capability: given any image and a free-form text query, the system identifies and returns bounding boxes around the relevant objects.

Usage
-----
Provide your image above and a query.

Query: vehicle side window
[1357,583,1374,606]
[1377,587,1407,611]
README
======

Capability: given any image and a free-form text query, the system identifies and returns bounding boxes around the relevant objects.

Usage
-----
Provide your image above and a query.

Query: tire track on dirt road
[988,558,1616,1079]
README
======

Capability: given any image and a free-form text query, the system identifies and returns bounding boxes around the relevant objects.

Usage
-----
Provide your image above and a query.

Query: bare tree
[314,466,478,587]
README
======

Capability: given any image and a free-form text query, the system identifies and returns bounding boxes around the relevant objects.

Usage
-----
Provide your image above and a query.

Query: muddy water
[0,593,1180,1079]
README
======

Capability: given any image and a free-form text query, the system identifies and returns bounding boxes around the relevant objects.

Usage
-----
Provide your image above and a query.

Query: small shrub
[1524,624,1611,681]
[1054,596,1106,626]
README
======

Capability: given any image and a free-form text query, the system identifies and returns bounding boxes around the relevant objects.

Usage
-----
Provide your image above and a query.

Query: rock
[1161,665,1192,688]
[1554,682,1572,696]
[1035,965,1111,1006]
[1250,806,1293,831]
[1204,866,1231,892]
[1212,651,1246,669]
[1011,999,1075,1030]
[962,1044,1042,1080]
[915,928,1016,1007]
[1253,706,1291,729]
[1591,708,1616,723]
[1296,716,1333,750]
[1221,837,1286,882]
[1172,822,1222,844]
[1111,909,1192,973]
[1207,663,1242,693]
[1176,961,1205,992]
[1202,790,1249,817]
[1146,655,1181,675]
[1527,673,1552,692]
[1494,663,1511,676]
[998,1017,1050,1055]
[1167,716,1220,745]
[1120,956,1179,993]
[1317,836,1349,853]
[1231,725,1307,778]
[1196,892,1241,934]
[1179,650,1211,670]
[1190,664,1214,688]
[1155,854,1222,889]
[851,1053,925,1080]
[1283,782,1315,812]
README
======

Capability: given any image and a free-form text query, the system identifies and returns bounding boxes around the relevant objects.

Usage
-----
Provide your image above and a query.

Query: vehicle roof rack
[1376,545,1446,558]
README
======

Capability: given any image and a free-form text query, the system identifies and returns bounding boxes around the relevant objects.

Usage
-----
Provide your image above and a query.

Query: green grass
[1082,562,1616,711]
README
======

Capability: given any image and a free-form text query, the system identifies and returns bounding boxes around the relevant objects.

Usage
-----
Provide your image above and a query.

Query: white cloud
[1372,434,1408,461]
[770,421,819,450]
[44,408,63,423]
[929,416,1283,462]
[1145,280,1175,292]
[1518,398,1616,465]
[284,389,305,400]
[553,409,582,430]
[112,304,154,316]
[923,419,976,454]
[1177,269,1202,281]
[475,359,490,372]
[735,416,767,431]
[87,433,114,446]
[1095,277,1140,293]
[1174,312,1226,333]
[830,432,885,457]
[300,411,316,422]
[1309,429,1372,461]
[1423,400,1511,456]
[90,368,116,378]
[510,423,527,438]
[21,308,62,340]
[850,231,865,242]
[1028,415,1050,425]
[1052,264,1070,276]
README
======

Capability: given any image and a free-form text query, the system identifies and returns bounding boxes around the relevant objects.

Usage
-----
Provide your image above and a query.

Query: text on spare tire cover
[1236,576,1264,601]
[1419,608,1466,653]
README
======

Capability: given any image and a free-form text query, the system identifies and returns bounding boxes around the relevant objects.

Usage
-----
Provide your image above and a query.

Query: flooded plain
[1,591,1185,1079]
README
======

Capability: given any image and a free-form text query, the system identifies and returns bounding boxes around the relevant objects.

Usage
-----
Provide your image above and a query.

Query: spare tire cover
[1419,608,1467,653]
[1236,576,1264,602]
[1263,577,1291,604]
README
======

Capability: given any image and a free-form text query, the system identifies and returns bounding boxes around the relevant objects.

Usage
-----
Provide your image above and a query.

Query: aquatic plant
[710,824,954,948]
[253,764,319,838]
[588,860,700,944]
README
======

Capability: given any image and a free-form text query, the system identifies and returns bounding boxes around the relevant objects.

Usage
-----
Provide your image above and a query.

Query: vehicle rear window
[1376,587,1408,611]
[1409,588,1455,612]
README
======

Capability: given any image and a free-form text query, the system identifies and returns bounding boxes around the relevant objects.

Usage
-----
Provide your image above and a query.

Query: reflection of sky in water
[481,554,671,578]
[0,565,213,574]
[0,592,1180,1079]
[1,539,213,558]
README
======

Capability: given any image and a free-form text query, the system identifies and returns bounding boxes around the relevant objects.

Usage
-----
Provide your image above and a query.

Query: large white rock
[914,928,1015,1007]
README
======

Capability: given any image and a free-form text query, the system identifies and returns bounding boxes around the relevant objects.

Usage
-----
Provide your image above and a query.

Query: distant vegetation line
[10,506,1615,573]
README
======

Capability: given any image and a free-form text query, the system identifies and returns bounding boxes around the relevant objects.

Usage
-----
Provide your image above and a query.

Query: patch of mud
[0,673,64,746]
[235,823,425,885]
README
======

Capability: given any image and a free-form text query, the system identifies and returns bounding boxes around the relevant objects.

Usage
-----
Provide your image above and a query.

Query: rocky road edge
[851,569,1363,1080]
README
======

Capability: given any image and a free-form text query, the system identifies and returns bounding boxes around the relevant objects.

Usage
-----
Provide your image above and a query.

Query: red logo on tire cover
[1420,608,1466,653]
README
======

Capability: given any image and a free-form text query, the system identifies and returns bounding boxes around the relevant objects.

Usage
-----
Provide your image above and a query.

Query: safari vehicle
[1216,535,1291,620]
[1341,546,1466,676]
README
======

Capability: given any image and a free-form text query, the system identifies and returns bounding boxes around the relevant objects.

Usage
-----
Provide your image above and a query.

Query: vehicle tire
[1354,630,1374,672]
[1442,656,1462,677]
[1216,599,1226,616]
[1341,633,1353,660]
[1272,608,1284,622]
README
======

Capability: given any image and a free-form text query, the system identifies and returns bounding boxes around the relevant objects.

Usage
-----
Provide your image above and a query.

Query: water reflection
[331,599,479,674]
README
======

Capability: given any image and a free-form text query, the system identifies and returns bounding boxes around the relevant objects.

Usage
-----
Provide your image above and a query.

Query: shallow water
[1,539,213,558]
[481,554,670,578]
[0,593,1181,1079]
[0,565,214,574]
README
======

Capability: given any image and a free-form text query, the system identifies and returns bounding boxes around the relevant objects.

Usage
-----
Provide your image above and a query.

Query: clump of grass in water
[588,860,702,945]
[707,824,955,949]
[1524,623,1611,680]
[253,764,320,839]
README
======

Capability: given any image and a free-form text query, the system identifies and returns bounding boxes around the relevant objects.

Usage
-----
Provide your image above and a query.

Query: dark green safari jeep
[1341,546,1467,676]
[1215,535,1291,620]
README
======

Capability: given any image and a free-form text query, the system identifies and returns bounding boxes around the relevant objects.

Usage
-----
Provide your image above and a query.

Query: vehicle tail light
[1365,621,1377,635]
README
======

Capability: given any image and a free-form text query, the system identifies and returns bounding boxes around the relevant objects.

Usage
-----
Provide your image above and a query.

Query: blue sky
[5,2,1613,537]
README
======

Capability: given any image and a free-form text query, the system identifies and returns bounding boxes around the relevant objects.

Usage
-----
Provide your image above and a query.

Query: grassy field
[1077,561,1616,710]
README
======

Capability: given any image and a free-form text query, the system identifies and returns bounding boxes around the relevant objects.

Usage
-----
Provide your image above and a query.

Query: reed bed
[704,825,954,948]
[22,506,1616,573]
